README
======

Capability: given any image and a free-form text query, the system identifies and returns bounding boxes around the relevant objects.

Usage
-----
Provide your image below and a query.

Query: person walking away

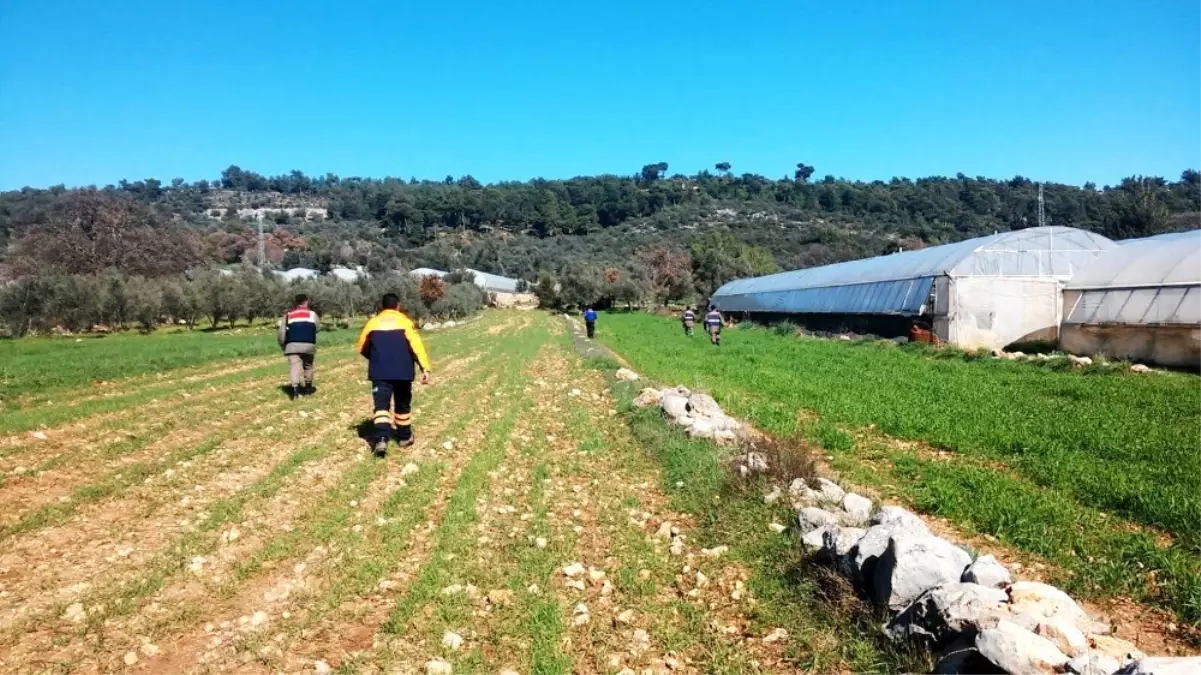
[356,293,432,458]
[583,307,598,339]
[681,307,696,337]
[278,294,319,400]
[704,305,723,346]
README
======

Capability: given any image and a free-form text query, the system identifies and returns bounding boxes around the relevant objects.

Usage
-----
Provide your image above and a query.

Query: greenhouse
[1061,229,1201,368]
[711,226,1116,350]
[408,267,521,294]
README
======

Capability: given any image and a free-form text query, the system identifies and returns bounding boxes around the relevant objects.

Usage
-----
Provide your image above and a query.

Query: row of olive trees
[0,267,486,337]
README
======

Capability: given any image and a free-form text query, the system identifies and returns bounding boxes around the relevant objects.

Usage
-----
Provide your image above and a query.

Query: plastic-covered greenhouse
[409,267,521,294]
[1061,229,1201,367]
[711,226,1116,349]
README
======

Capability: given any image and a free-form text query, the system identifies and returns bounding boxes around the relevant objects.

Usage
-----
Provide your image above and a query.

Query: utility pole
[1038,183,1046,228]
[257,216,266,270]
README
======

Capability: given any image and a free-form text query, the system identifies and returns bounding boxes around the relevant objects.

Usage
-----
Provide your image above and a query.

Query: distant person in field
[681,307,697,337]
[356,293,432,458]
[704,305,723,346]
[583,307,598,339]
[277,294,319,400]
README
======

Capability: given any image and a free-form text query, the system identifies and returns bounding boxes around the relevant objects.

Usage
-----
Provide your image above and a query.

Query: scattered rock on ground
[849,515,930,585]
[797,507,840,534]
[883,582,1010,648]
[841,493,873,525]
[873,534,972,610]
[426,658,453,675]
[686,393,724,419]
[1130,364,1152,374]
[442,631,464,650]
[1008,581,1104,633]
[975,620,1070,675]
[633,388,662,408]
[660,393,690,419]
[615,368,641,382]
[814,478,846,504]
[961,554,1011,589]
[63,602,86,623]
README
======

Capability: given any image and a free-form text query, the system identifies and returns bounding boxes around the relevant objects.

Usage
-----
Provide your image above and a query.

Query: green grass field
[597,311,1201,625]
[0,323,361,410]
[0,311,938,673]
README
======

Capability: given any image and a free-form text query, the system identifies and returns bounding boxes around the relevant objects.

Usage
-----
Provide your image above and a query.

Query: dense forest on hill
[2,163,1198,274]
[0,163,1197,334]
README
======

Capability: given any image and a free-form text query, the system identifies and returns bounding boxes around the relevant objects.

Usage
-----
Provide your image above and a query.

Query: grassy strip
[0,351,357,437]
[0,437,223,543]
[818,432,1201,625]
[127,355,498,650]
[598,312,1201,625]
[579,352,926,674]
[60,436,352,640]
[597,312,1201,542]
[0,322,492,652]
[515,458,574,675]
[0,323,362,404]
[8,358,362,479]
[297,362,505,619]
[379,394,529,633]
[0,359,370,541]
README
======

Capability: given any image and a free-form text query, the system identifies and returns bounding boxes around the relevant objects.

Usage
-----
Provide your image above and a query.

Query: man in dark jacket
[356,293,432,458]
[277,294,319,399]
[583,307,598,339]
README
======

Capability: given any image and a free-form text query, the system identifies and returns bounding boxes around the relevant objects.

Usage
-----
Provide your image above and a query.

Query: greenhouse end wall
[946,277,1063,349]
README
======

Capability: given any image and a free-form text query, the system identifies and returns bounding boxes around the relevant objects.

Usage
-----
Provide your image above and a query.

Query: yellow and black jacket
[355,309,431,381]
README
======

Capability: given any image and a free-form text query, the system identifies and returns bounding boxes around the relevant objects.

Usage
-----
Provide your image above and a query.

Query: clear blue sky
[1,1,1197,190]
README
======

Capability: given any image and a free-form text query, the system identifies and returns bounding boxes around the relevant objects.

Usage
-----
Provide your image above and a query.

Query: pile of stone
[787,477,1194,675]
[631,383,744,445]
[422,320,458,331]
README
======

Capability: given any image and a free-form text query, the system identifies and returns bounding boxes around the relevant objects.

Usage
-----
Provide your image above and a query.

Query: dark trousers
[585,321,596,338]
[371,379,413,443]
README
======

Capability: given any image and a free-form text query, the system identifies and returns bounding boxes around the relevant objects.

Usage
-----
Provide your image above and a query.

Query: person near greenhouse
[583,306,598,339]
[704,305,723,346]
[277,294,319,400]
[681,307,697,337]
[356,293,432,458]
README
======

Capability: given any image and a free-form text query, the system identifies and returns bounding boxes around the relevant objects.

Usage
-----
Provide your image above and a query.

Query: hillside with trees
[0,163,1197,333]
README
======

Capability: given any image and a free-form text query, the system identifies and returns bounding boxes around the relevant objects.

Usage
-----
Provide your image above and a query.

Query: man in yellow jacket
[355,293,432,458]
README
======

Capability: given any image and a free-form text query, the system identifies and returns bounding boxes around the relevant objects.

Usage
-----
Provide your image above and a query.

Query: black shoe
[289,386,300,400]
[372,439,389,458]
[396,436,415,448]
[302,383,316,396]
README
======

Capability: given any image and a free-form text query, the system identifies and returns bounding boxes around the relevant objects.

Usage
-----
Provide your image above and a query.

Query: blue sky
[0,0,1197,190]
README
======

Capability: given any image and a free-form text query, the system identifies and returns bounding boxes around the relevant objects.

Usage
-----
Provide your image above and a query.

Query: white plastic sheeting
[712,227,1115,316]
[1064,230,1201,326]
[407,267,521,294]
